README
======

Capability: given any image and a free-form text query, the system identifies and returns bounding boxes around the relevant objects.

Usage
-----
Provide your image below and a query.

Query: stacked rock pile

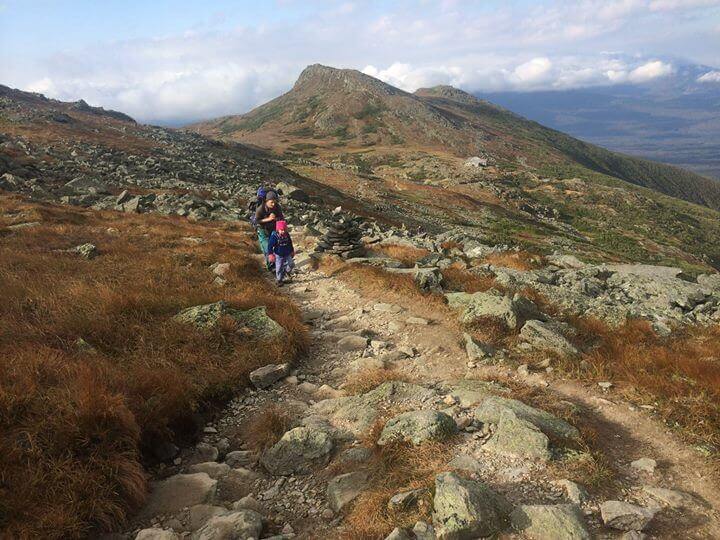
[315,216,366,259]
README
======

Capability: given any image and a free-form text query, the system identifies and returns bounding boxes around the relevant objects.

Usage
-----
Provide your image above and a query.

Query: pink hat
[276,220,287,231]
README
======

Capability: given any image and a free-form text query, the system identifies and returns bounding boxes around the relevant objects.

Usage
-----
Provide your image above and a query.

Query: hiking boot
[276,279,284,287]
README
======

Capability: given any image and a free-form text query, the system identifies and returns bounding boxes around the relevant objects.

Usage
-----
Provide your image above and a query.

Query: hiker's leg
[285,257,295,277]
[257,229,269,256]
[275,255,284,282]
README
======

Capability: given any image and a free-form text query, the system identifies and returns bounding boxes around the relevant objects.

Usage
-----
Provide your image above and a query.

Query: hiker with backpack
[267,220,295,286]
[253,190,284,269]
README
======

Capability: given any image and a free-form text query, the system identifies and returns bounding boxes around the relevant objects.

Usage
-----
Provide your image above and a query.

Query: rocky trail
[125,229,720,540]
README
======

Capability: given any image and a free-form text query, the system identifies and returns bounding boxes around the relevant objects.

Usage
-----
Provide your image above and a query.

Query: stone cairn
[315,215,366,259]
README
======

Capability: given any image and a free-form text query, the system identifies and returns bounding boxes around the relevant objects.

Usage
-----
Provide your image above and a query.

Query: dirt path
[129,249,720,540]
[286,260,720,538]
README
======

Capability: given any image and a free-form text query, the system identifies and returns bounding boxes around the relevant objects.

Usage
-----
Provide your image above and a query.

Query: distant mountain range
[188,65,720,271]
[481,61,720,180]
[192,64,720,212]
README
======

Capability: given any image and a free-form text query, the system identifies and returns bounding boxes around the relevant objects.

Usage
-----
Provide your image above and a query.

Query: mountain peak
[294,64,408,97]
[415,85,480,104]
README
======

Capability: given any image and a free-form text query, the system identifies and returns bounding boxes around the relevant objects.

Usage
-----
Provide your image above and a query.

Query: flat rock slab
[174,301,285,339]
[519,319,578,357]
[337,335,369,352]
[474,395,580,441]
[191,509,262,540]
[261,426,333,475]
[600,500,657,531]
[643,486,706,509]
[249,363,290,389]
[141,473,217,518]
[135,529,180,540]
[630,457,657,474]
[373,303,403,313]
[327,471,370,512]
[511,504,590,540]
[378,410,458,446]
[310,381,437,436]
[188,462,230,479]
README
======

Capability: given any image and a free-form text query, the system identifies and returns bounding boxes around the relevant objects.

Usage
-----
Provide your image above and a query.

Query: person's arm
[267,233,277,253]
[256,206,276,224]
[289,236,295,257]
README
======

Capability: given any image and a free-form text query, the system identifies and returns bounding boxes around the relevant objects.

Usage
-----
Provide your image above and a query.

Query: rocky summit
[2,65,720,540]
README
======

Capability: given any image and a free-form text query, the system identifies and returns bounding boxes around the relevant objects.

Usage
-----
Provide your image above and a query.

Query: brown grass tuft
[342,368,411,396]
[464,316,518,348]
[441,265,502,293]
[484,250,545,271]
[440,240,463,251]
[240,405,292,453]
[371,244,431,267]
[340,438,453,539]
[0,195,308,538]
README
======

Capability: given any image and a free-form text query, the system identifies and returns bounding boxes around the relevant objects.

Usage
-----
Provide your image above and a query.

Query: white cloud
[698,70,720,82]
[649,0,720,11]
[513,57,553,84]
[5,0,718,124]
[627,60,673,82]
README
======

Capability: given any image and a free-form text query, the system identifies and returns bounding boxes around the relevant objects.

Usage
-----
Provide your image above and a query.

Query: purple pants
[275,255,294,281]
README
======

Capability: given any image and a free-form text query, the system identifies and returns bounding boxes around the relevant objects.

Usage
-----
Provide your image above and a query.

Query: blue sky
[1,0,719,125]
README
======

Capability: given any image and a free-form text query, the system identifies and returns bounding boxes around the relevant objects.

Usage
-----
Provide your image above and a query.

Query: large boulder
[510,504,590,540]
[519,320,578,357]
[141,473,217,518]
[600,501,657,531]
[445,290,538,328]
[191,509,263,540]
[276,181,310,202]
[474,396,579,441]
[261,426,333,475]
[463,333,495,363]
[187,462,230,479]
[174,301,284,338]
[642,486,704,510]
[337,334,369,352]
[415,267,444,292]
[326,471,370,512]
[249,363,290,389]
[310,381,437,436]
[483,408,551,460]
[432,472,510,539]
[64,177,111,194]
[698,273,720,291]
[135,529,180,540]
[378,410,458,446]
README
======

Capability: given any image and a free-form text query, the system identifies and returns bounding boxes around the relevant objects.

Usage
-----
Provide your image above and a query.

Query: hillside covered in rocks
[2,85,720,540]
[191,65,720,275]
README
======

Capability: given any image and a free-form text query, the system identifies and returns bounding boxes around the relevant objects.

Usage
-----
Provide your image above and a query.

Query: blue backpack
[248,187,268,227]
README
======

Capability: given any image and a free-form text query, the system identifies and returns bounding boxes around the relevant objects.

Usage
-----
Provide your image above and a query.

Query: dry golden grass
[340,437,454,539]
[440,240,463,251]
[370,244,431,267]
[0,195,308,538]
[464,316,518,348]
[441,265,502,294]
[315,256,448,313]
[342,368,411,396]
[483,250,546,271]
[240,405,292,453]
[558,317,720,452]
